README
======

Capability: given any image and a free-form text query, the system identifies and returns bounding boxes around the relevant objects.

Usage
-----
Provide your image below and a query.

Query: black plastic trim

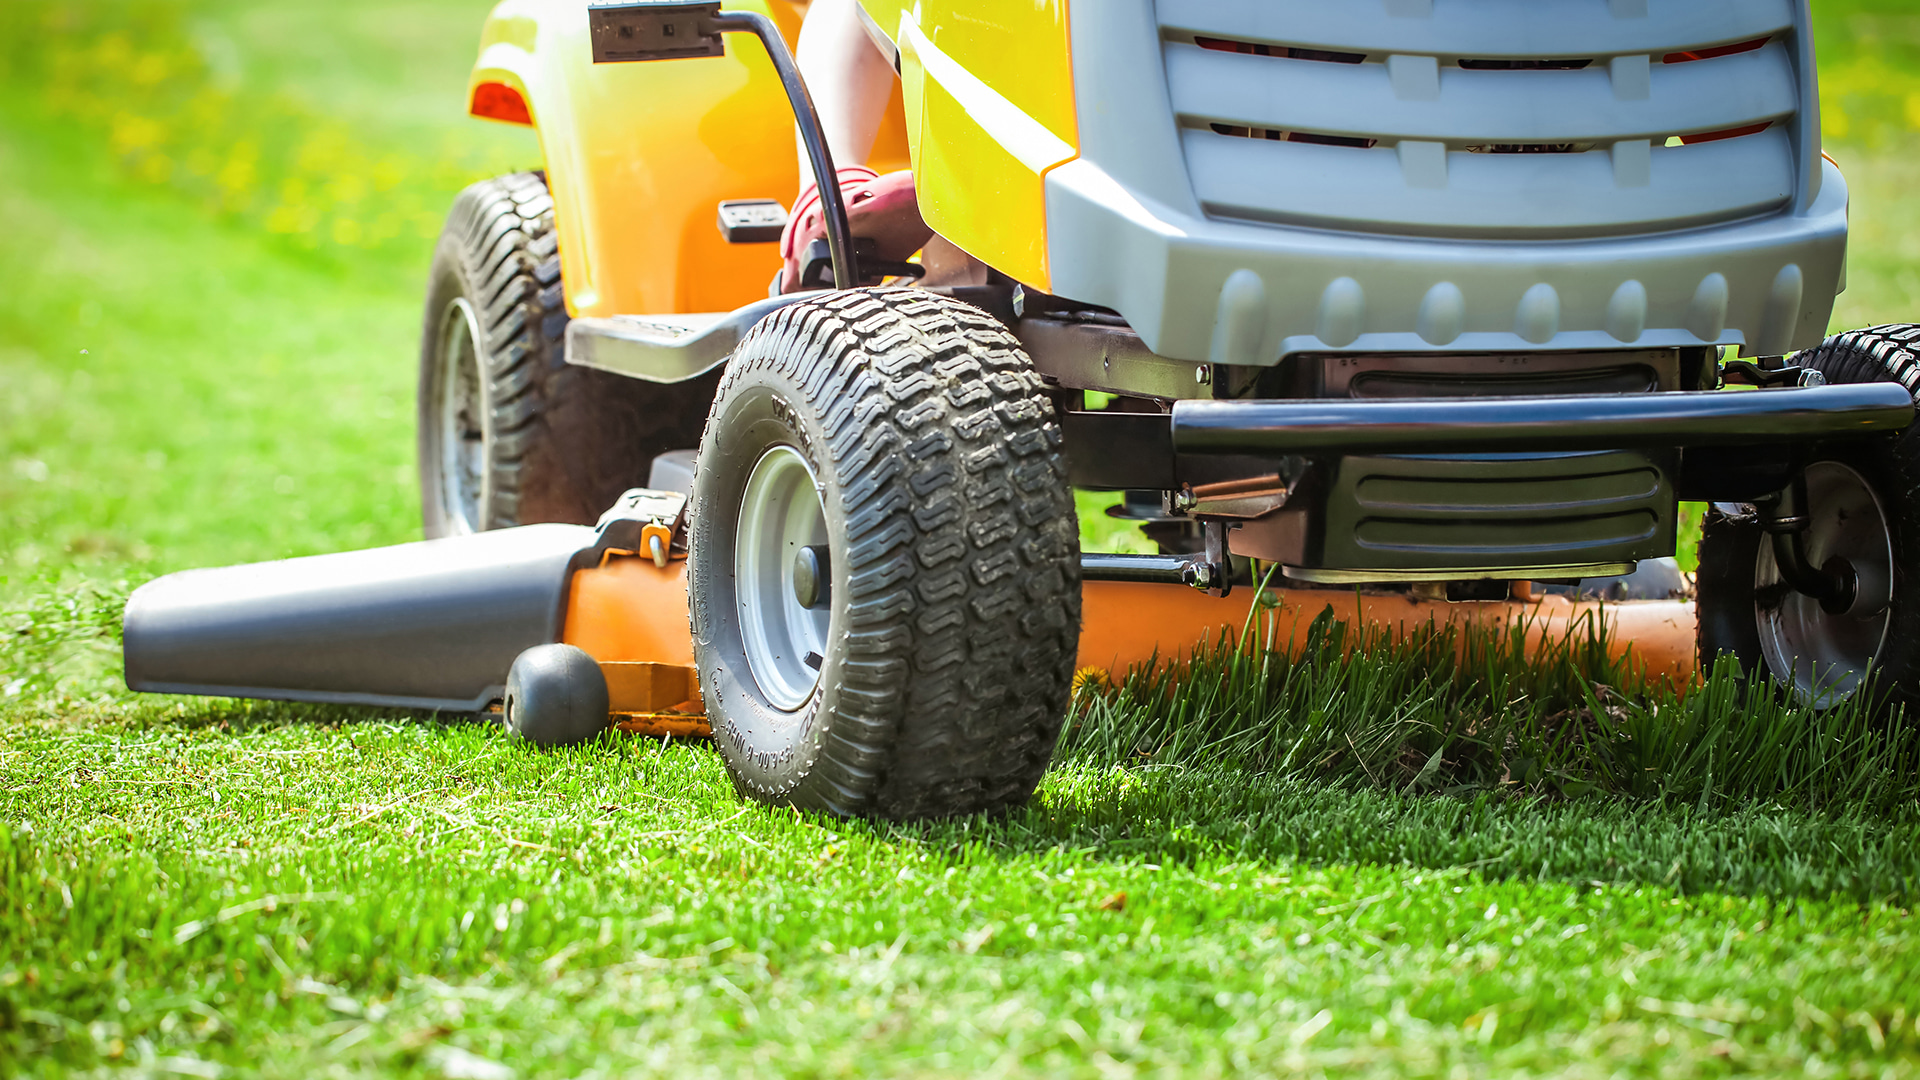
[1062,411,1177,489]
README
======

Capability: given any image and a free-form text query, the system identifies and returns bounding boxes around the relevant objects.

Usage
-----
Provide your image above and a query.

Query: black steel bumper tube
[1171,384,1914,456]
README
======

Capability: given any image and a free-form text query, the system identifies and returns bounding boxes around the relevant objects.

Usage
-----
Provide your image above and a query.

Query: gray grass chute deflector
[122,524,598,713]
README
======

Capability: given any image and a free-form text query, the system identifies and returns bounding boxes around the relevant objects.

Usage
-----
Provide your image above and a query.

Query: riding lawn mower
[123,0,1920,820]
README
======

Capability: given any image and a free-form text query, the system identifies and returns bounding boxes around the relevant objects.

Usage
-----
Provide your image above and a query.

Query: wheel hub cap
[1755,460,1894,704]
[736,446,831,711]
[792,545,828,610]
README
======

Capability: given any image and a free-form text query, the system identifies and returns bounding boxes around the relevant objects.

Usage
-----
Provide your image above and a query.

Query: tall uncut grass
[1062,599,1920,814]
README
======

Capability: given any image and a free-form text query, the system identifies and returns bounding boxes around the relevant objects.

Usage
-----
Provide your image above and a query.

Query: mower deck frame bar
[1080,552,1201,585]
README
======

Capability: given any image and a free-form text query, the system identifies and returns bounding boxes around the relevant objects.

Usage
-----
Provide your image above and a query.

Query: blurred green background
[1,0,1918,651]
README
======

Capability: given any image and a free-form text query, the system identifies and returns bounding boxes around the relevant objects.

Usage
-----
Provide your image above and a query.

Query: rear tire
[687,289,1081,819]
[418,172,716,535]
[1696,325,1920,707]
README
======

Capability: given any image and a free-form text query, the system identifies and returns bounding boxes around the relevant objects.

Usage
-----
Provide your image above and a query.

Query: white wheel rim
[1755,460,1894,705]
[736,445,831,711]
[436,298,488,534]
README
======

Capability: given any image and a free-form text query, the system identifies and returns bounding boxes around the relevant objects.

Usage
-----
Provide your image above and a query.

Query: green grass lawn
[6,1,1920,1076]
[7,710,1920,1077]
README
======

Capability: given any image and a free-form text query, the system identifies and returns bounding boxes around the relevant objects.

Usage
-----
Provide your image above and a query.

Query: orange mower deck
[562,553,1699,738]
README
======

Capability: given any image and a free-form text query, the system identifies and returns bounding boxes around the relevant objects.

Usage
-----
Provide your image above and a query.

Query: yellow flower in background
[216,144,259,211]
[1816,47,1920,147]
[92,33,132,70]
[1827,103,1852,141]
[372,157,410,194]
[129,52,170,88]
[108,113,164,156]
[8,2,532,259]
[1072,667,1114,698]
[136,153,173,185]
[325,171,370,209]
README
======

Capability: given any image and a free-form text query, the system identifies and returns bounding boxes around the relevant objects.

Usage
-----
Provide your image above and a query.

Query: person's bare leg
[794,0,894,192]
[779,0,934,291]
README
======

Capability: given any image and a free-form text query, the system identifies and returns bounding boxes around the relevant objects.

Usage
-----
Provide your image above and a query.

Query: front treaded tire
[418,172,717,536]
[688,289,1082,820]
[1696,324,1920,707]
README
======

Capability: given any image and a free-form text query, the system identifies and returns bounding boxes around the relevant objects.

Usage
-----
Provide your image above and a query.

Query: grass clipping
[1061,598,1920,813]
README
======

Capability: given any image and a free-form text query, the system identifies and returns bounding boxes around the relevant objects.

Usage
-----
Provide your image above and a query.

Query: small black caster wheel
[503,644,609,747]
[1697,324,1920,709]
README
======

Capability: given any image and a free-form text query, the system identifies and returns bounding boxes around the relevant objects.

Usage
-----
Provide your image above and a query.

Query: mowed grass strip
[4,709,1918,1077]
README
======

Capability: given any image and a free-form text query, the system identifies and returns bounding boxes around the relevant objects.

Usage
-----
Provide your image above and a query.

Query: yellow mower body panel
[470,0,1073,310]
[862,0,1079,291]
[467,0,911,318]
